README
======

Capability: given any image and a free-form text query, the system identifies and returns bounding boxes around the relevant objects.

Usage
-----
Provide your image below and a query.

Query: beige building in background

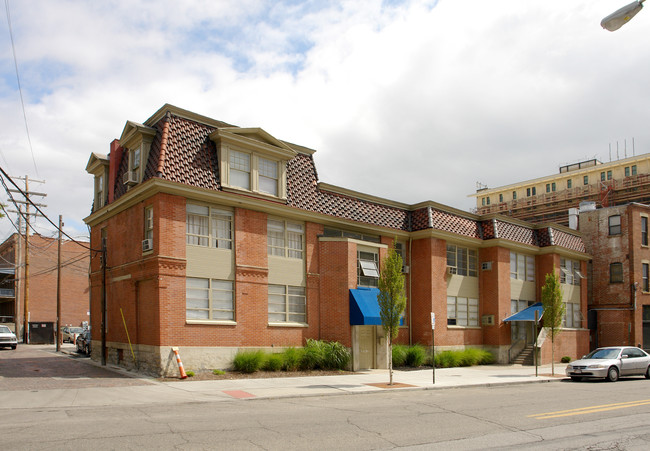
[471,153,650,226]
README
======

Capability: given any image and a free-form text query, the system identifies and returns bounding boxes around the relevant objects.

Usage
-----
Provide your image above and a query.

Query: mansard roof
[106,105,586,255]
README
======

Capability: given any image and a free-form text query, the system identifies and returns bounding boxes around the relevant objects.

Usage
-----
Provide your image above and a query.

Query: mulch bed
[158,369,354,382]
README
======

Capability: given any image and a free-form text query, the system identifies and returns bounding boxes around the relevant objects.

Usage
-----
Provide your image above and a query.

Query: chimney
[568,208,579,230]
[108,139,123,204]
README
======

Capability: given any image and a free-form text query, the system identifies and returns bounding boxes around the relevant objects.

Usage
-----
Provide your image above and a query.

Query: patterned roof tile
[110,110,585,254]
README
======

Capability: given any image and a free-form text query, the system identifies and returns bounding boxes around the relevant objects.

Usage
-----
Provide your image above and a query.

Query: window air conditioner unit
[142,239,153,252]
[481,261,492,271]
[402,265,410,274]
[481,315,495,326]
[123,170,138,186]
[446,266,457,275]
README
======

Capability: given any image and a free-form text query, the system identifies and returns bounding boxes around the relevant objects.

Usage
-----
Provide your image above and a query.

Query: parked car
[76,330,91,355]
[0,325,17,350]
[565,346,650,382]
[61,326,84,344]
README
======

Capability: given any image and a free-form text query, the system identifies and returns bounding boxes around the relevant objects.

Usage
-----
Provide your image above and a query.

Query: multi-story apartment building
[84,104,589,376]
[580,203,650,349]
[471,154,650,226]
[0,233,90,342]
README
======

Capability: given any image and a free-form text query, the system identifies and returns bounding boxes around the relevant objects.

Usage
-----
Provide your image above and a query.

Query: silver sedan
[566,346,650,382]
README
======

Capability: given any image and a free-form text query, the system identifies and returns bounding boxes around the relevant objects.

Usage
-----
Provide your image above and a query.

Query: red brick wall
[540,328,589,364]
[410,237,447,346]
[26,234,89,327]
[319,240,355,346]
[480,246,511,347]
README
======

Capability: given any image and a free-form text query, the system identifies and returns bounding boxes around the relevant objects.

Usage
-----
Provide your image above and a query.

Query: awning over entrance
[503,302,544,322]
[349,287,382,325]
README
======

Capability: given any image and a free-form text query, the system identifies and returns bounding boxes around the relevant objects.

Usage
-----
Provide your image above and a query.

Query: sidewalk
[2,345,567,409]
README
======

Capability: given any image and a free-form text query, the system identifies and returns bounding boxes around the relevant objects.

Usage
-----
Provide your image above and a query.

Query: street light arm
[601,0,645,31]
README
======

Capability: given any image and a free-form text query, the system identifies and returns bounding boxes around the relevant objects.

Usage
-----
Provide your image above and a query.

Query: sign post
[431,312,436,384]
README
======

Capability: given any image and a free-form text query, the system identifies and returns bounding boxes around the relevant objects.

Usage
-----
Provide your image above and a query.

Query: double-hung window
[186,278,234,321]
[510,252,535,281]
[447,297,479,327]
[229,150,251,190]
[268,219,304,258]
[642,216,648,246]
[144,206,153,244]
[609,215,621,235]
[643,263,649,292]
[95,174,105,208]
[447,245,477,276]
[268,285,306,323]
[186,204,232,249]
[610,262,623,283]
[259,157,279,196]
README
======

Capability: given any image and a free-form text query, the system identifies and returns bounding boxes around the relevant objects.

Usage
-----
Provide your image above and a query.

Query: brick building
[580,203,650,349]
[0,233,90,342]
[84,104,589,376]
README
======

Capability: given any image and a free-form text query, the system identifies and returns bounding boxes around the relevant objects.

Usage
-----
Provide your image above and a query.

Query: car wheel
[11,345,16,350]
[85,345,89,355]
[645,366,650,379]
[606,366,619,382]
[570,376,582,382]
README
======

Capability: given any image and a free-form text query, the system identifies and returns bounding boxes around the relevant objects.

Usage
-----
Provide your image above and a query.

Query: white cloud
[1,0,650,241]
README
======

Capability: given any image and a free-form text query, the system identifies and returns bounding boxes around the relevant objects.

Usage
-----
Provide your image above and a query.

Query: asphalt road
[2,346,650,450]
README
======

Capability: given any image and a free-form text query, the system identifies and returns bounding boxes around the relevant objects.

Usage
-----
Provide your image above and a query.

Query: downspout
[409,236,413,346]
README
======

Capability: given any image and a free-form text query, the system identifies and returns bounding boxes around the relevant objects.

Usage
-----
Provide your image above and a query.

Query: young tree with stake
[541,267,565,376]
[378,244,407,385]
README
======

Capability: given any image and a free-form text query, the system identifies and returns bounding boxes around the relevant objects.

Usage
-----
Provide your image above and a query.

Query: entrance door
[359,326,376,369]
[643,305,650,349]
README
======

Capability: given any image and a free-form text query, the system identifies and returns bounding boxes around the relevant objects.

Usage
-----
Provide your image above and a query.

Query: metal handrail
[508,338,525,363]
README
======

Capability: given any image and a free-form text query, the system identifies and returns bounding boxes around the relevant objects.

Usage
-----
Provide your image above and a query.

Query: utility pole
[8,175,46,344]
[56,215,63,352]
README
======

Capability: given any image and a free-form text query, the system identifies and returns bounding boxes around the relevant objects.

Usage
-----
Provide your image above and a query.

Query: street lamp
[601,0,645,31]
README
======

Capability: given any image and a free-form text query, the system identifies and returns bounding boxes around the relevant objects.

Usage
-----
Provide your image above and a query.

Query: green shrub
[435,350,462,368]
[212,369,225,375]
[460,348,482,366]
[405,344,427,367]
[561,356,571,363]
[392,344,408,367]
[322,341,351,370]
[264,353,283,371]
[186,371,195,377]
[301,339,325,370]
[233,350,265,373]
[282,347,303,371]
[478,350,495,365]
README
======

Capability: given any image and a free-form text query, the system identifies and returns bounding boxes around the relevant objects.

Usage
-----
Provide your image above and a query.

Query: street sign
[431,312,435,330]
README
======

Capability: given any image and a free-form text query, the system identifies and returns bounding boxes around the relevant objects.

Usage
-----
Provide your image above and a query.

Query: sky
[1,0,649,242]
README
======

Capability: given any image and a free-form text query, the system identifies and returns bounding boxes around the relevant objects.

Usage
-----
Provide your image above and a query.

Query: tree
[541,267,565,375]
[377,244,407,385]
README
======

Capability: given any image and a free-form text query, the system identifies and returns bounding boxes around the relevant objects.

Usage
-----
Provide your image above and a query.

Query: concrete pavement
[0,344,568,409]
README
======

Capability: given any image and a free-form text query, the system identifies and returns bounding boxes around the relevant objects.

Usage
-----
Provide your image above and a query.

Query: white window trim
[220,145,287,199]
[186,204,233,249]
[268,284,307,325]
[267,218,304,259]
[186,278,235,322]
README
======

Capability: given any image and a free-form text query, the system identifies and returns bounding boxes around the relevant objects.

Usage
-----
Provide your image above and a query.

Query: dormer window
[229,150,251,190]
[95,174,105,208]
[259,157,278,196]
[211,127,296,201]
[119,121,156,188]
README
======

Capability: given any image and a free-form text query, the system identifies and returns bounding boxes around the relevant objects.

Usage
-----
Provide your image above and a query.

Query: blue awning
[349,288,382,325]
[503,302,544,322]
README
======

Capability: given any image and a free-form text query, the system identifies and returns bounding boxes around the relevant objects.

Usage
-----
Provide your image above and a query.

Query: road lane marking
[529,399,650,419]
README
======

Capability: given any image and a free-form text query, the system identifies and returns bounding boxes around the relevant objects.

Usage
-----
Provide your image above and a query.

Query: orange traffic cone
[172,347,187,379]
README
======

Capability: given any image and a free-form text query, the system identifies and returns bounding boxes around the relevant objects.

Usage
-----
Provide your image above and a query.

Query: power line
[4,0,40,177]
[0,166,100,253]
